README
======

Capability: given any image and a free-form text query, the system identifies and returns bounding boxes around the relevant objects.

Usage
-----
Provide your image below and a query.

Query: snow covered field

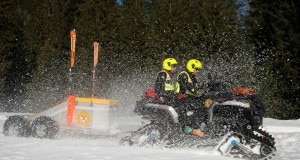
[0,116,299,160]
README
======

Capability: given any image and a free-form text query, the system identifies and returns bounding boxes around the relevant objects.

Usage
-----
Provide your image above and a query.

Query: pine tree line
[0,0,299,119]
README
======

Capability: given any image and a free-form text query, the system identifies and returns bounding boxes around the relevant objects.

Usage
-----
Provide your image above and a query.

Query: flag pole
[92,41,99,97]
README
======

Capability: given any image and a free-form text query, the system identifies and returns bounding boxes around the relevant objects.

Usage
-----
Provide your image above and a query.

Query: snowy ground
[0,116,299,160]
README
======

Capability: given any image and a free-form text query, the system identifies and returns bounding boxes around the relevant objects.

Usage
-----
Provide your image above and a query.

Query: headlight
[205,98,213,109]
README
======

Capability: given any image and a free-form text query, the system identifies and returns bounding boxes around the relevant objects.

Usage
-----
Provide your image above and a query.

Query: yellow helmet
[163,58,178,71]
[186,59,202,73]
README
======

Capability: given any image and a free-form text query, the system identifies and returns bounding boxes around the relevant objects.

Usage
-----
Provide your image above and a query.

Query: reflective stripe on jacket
[176,71,195,96]
[159,70,175,91]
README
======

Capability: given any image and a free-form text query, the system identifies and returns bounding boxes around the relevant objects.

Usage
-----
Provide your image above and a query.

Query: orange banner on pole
[70,29,76,68]
[93,42,99,68]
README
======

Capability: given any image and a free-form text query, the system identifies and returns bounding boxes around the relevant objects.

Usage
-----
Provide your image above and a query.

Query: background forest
[0,0,299,119]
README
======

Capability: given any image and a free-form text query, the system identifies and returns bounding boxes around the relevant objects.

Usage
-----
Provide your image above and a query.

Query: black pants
[176,96,208,129]
[161,92,176,106]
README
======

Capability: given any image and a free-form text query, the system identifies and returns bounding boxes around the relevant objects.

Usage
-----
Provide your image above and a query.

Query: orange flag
[70,29,76,68]
[93,42,99,68]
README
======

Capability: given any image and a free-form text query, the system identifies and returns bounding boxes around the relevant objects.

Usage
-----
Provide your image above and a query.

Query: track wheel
[120,136,134,146]
[126,124,164,147]
[31,116,59,139]
[250,154,259,160]
[3,115,31,137]
[260,144,274,157]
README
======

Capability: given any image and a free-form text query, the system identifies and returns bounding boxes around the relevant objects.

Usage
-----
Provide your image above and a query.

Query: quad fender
[145,103,179,123]
[135,101,179,124]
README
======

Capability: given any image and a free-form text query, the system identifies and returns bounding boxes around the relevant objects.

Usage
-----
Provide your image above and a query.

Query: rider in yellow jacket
[176,59,207,137]
[154,58,178,106]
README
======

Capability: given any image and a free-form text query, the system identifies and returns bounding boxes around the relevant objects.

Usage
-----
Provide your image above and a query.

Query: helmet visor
[171,64,177,68]
[195,67,201,71]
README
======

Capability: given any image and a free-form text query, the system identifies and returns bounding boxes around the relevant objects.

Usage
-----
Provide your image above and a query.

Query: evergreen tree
[181,0,256,88]
[21,0,71,112]
[246,0,300,119]
[149,0,199,61]
[74,0,120,97]
[0,0,33,111]
[0,0,15,109]
[117,0,150,74]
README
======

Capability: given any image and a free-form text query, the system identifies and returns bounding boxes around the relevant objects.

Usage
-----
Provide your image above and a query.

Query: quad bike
[120,77,276,160]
